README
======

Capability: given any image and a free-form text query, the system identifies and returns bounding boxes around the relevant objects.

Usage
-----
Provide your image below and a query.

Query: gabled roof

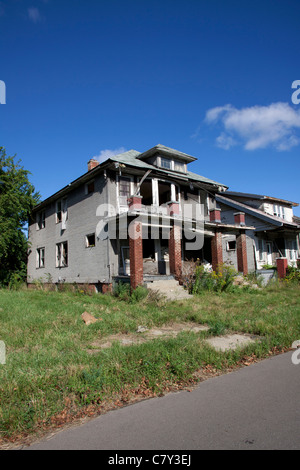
[216,194,300,229]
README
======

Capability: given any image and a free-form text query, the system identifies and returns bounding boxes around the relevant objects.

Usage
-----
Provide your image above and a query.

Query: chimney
[88,159,99,171]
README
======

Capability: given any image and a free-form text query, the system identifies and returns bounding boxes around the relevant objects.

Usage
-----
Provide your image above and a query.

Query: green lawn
[0,283,299,445]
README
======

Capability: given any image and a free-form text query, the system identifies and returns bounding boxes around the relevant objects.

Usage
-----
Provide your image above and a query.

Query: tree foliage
[0,147,40,286]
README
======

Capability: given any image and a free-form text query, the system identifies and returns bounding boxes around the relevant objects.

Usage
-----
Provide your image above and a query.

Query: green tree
[0,147,40,286]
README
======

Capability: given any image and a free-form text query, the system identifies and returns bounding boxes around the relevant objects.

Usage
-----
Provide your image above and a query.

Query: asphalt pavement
[24,351,300,451]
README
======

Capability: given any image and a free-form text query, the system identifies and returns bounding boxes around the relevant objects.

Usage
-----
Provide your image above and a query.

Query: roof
[32,145,227,212]
[216,194,300,229]
[137,144,197,163]
[222,191,299,207]
[109,148,227,188]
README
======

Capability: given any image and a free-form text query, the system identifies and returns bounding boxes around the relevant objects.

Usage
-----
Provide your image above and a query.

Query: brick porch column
[276,257,288,279]
[129,220,143,289]
[211,231,223,272]
[169,222,182,280]
[236,231,248,275]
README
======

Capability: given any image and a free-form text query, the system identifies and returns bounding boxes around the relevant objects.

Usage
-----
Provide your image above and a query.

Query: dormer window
[161,157,172,170]
[159,157,186,173]
[273,204,285,219]
[174,161,185,173]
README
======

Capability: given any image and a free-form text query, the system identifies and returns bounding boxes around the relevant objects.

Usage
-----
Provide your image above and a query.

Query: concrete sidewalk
[25,351,300,450]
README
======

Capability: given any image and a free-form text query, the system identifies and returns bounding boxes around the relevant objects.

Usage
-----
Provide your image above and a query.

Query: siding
[27,173,111,284]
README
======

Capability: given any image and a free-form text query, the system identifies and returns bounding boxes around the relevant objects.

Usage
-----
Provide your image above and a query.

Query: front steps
[144,277,192,301]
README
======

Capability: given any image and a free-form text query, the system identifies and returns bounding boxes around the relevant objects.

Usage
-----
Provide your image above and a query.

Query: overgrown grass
[0,282,299,444]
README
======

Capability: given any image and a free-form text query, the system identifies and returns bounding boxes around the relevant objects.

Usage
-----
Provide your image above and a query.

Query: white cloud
[204,102,300,151]
[93,147,127,164]
[28,7,42,23]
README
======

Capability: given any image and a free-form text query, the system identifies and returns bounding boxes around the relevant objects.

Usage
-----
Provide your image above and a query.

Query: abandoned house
[27,144,300,292]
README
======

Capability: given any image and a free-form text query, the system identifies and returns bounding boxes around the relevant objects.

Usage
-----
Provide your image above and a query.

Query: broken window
[56,198,68,228]
[227,240,236,251]
[36,247,45,268]
[56,241,68,267]
[86,233,96,247]
[36,210,45,230]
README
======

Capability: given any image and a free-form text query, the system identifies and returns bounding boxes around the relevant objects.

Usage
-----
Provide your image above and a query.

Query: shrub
[284,266,300,284]
[188,263,237,294]
[113,282,148,303]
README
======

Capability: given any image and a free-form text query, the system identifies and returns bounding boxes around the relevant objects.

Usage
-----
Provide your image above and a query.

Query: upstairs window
[36,210,45,230]
[174,161,185,173]
[160,157,172,170]
[160,157,186,173]
[273,204,285,219]
[86,180,95,194]
[118,176,132,207]
[56,198,68,228]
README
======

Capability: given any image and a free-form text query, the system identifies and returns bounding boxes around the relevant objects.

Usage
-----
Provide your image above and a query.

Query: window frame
[86,233,96,248]
[36,210,46,230]
[56,241,68,267]
[36,247,45,268]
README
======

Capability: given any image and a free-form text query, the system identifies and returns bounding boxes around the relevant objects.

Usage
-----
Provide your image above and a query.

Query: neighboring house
[216,191,300,270]
[27,145,300,292]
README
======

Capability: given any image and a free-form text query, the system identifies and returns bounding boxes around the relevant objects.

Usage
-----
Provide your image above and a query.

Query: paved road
[25,351,299,450]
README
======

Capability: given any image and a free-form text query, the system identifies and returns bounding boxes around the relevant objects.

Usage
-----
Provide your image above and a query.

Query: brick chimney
[88,159,99,171]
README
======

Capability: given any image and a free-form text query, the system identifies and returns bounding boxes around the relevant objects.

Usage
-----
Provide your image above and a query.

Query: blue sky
[1,0,300,215]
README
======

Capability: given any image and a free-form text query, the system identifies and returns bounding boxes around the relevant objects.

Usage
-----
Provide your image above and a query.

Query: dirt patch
[86,322,209,353]
[206,333,259,352]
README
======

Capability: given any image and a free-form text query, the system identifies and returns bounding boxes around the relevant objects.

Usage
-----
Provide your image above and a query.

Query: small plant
[113,282,148,303]
[188,263,237,294]
[284,266,300,284]
[208,321,227,336]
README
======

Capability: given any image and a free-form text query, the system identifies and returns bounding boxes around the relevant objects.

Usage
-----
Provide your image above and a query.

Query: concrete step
[144,279,192,300]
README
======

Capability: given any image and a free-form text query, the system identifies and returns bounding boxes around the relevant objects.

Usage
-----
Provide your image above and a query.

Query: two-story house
[28,144,257,292]
[216,191,300,270]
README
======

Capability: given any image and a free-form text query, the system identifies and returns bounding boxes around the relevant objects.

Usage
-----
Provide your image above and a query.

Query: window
[86,180,95,194]
[288,240,298,261]
[36,210,45,230]
[36,247,45,268]
[258,239,264,261]
[56,242,68,267]
[86,233,96,247]
[273,204,285,219]
[119,177,131,197]
[160,157,172,170]
[174,161,185,173]
[56,198,68,228]
[118,176,132,207]
[227,240,236,251]
[56,200,62,223]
